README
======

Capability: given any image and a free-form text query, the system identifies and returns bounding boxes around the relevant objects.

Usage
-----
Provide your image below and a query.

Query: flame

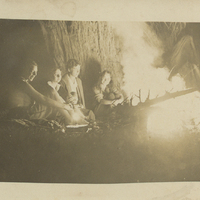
[111,22,200,137]
[147,91,200,138]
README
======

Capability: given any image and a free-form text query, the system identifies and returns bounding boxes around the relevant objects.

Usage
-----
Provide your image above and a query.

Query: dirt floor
[0,120,200,183]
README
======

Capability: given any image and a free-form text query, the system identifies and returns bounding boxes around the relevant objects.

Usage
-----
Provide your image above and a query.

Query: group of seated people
[5,58,124,127]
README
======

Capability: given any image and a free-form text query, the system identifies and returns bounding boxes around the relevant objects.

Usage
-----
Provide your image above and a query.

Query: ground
[0,117,200,184]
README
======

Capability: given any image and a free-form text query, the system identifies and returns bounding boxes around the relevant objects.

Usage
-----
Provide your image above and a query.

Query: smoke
[111,22,184,105]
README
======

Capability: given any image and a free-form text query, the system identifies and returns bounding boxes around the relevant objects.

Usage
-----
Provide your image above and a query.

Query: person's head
[66,59,81,78]
[99,70,111,86]
[18,59,38,82]
[48,68,62,83]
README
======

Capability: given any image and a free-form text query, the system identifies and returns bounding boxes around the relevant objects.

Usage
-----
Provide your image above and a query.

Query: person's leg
[59,109,74,125]
[94,104,111,120]
[81,108,95,122]
[68,108,88,125]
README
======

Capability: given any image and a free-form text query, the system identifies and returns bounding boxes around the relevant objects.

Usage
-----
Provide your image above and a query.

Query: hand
[67,96,78,104]
[118,96,124,104]
[79,104,84,109]
[73,104,80,109]
[64,104,73,111]
[112,99,122,106]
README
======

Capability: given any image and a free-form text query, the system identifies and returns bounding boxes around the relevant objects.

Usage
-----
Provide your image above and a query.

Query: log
[136,87,197,108]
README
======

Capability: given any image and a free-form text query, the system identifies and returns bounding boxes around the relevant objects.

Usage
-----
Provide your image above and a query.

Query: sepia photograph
[0,19,200,185]
[1,0,200,199]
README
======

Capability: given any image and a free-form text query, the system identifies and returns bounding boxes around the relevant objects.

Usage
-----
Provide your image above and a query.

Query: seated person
[58,59,95,122]
[93,70,123,119]
[6,59,74,125]
[34,67,87,125]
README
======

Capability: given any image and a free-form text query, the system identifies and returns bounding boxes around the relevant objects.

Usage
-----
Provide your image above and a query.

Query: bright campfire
[111,22,200,137]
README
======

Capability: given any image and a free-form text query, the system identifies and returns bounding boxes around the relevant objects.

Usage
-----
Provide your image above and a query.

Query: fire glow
[147,91,200,138]
[111,22,200,137]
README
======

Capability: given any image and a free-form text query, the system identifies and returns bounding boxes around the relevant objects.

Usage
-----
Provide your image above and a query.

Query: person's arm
[53,88,76,112]
[77,78,85,108]
[23,81,73,111]
[100,99,113,105]
[93,87,114,105]
[53,89,66,104]
[113,93,124,105]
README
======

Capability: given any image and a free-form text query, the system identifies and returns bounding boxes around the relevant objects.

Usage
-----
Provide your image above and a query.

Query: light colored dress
[59,74,95,122]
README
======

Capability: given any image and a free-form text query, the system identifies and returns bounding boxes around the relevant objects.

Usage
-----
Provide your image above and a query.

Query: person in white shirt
[59,59,95,122]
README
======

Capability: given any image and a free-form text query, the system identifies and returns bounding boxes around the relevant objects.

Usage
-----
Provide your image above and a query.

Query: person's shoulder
[76,77,82,84]
[37,82,53,94]
[61,73,70,85]
[62,73,69,81]
[59,79,65,87]
[44,83,57,98]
